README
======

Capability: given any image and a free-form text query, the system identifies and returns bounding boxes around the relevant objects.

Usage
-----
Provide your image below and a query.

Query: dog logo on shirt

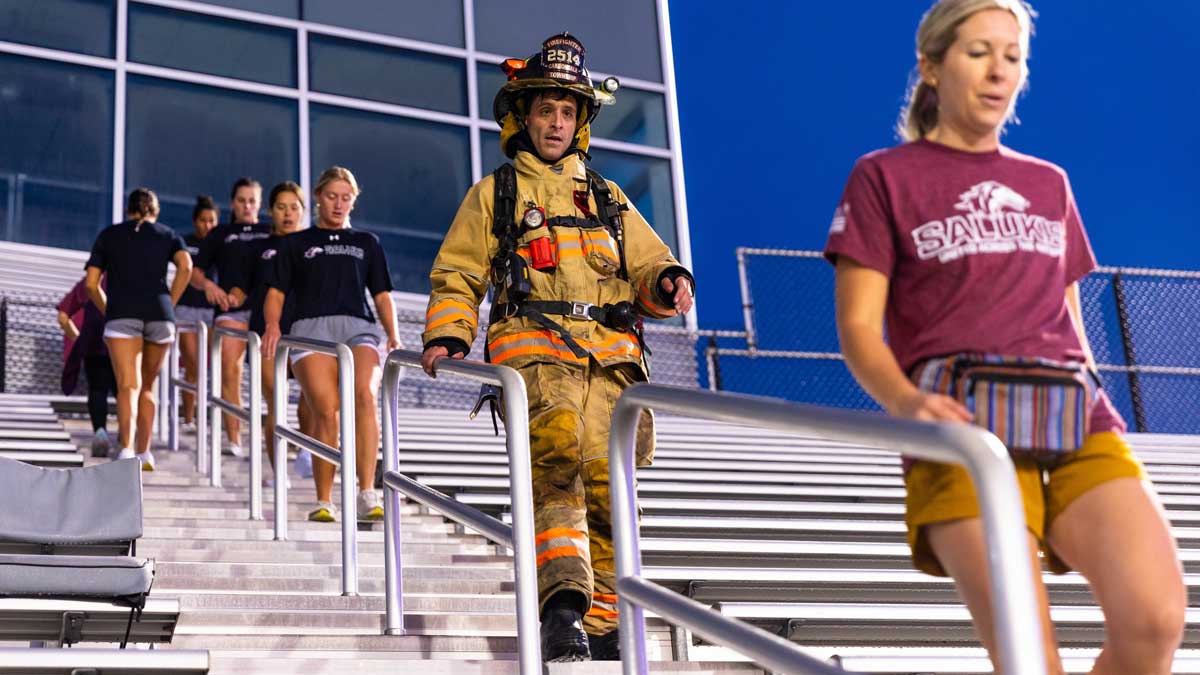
[911,180,1064,263]
[261,249,277,261]
[304,246,323,259]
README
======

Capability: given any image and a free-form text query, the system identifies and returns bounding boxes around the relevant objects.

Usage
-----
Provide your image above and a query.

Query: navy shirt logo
[304,246,324,259]
[261,249,277,260]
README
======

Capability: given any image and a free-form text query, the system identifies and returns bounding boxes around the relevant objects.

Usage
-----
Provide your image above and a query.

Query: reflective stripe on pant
[520,359,654,636]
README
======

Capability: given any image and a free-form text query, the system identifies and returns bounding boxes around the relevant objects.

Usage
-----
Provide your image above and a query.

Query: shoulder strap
[492,163,518,250]
[585,168,629,281]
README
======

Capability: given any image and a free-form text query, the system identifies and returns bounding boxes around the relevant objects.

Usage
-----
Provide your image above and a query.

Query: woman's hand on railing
[889,390,973,423]
[261,322,281,361]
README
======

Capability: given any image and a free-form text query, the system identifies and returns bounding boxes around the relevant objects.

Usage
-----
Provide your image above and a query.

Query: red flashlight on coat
[523,207,556,272]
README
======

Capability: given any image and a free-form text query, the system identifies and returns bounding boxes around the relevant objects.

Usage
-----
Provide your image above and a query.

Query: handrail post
[247,331,263,521]
[271,337,359,594]
[271,344,289,542]
[497,367,540,675]
[208,330,222,488]
[611,402,649,675]
[168,333,180,453]
[335,342,358,596]
[377,351,541,675]
[608,384,1047,675]
[195,321,208,476]
[156,355,169,443]
[381,357,404,635]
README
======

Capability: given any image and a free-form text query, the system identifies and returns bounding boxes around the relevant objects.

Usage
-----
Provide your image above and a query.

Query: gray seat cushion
[0,456,142,545]
[0,554,153,603]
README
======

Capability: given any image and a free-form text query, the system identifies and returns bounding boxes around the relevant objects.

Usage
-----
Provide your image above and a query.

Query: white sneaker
[308,501,337,522]
[138,450,156,472]
[115,447,136,461]
[295,449,313,478]
[357,489,384,521]
[181,421,197,434]
[226,443,248,459]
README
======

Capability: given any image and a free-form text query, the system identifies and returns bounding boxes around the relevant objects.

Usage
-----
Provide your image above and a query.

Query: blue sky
[668,1,1200,330]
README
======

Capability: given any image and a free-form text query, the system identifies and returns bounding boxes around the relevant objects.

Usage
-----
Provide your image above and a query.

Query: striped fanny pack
[911,354,1098,466]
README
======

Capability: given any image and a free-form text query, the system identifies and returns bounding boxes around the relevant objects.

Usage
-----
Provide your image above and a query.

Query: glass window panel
[198,0,299,18]
[480,132,676,256]
[0,0,114,57]
[310,104,471,293]
[477,63,667,148]
[309,35,466,115]
[590,87,668,148]
[0,54,113,250]
[303,1,463,48]
[129,4,296,87]
[473,1,662,83]
[125,76,298,232]
[476,62,507,121]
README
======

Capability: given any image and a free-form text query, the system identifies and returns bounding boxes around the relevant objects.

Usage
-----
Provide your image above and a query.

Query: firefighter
[420,33,694,662]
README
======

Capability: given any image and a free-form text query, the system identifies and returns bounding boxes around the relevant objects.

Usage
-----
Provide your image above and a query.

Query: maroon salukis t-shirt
[824,139,1124,434]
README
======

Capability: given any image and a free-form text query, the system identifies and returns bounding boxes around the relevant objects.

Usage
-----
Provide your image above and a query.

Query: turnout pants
[518,359,654,636]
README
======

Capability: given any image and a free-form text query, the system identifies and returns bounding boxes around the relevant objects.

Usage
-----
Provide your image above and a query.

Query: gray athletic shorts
[215,308,251,326]
[175,305,214,327]
[104,319,176,344]
[288,315,386,365]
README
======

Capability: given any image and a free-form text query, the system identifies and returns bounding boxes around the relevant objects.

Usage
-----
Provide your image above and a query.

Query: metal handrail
[609,384,1046,675]
[209,326,263,520]
[272,336,357,596]
[167,320,208,475]
[379,351,540,675]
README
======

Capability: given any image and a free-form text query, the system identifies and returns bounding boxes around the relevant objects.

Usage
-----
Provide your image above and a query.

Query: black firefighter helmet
[493,32,618,156]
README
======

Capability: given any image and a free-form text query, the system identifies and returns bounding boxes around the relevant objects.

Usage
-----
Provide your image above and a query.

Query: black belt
[492,300,611,325]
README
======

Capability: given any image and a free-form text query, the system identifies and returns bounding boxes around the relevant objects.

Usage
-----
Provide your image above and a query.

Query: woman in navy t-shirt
[230,181,313,486]
[85,188,192,470]
[825,2,1183,672]
[262,166,401,523]
[190,178,271,457]
[176,195,218,431]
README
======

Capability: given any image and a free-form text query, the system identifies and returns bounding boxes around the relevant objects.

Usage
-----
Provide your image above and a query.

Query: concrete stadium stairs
[54,411,761,674]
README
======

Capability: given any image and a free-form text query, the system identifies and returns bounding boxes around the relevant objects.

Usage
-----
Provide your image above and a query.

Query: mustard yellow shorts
[905,431,1146,576]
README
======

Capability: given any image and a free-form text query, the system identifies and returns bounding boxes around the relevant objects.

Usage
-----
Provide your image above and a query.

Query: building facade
[0,0,691,322]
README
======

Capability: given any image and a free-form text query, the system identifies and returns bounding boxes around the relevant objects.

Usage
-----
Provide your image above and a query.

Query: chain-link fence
[0,290,699,411]
[705,248,1200,434]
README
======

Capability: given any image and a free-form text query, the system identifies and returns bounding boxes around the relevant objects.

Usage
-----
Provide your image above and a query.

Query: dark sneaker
[588,629,620,661]
[540,608,590,662]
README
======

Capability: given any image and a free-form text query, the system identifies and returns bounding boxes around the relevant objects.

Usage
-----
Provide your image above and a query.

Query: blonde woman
[825,1,1184,673]
[261,167,401,522]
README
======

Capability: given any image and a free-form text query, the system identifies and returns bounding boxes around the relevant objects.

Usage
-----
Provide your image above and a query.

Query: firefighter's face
[526,92,578,162]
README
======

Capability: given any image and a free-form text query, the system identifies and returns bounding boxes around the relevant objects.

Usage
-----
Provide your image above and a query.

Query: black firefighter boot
[540,591,590,662]
[588,629,620,661]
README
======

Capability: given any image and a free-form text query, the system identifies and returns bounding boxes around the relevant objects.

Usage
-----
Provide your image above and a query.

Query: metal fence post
[704,335,721,392]
[1111,272,1148,431]
[735,247,757,353]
